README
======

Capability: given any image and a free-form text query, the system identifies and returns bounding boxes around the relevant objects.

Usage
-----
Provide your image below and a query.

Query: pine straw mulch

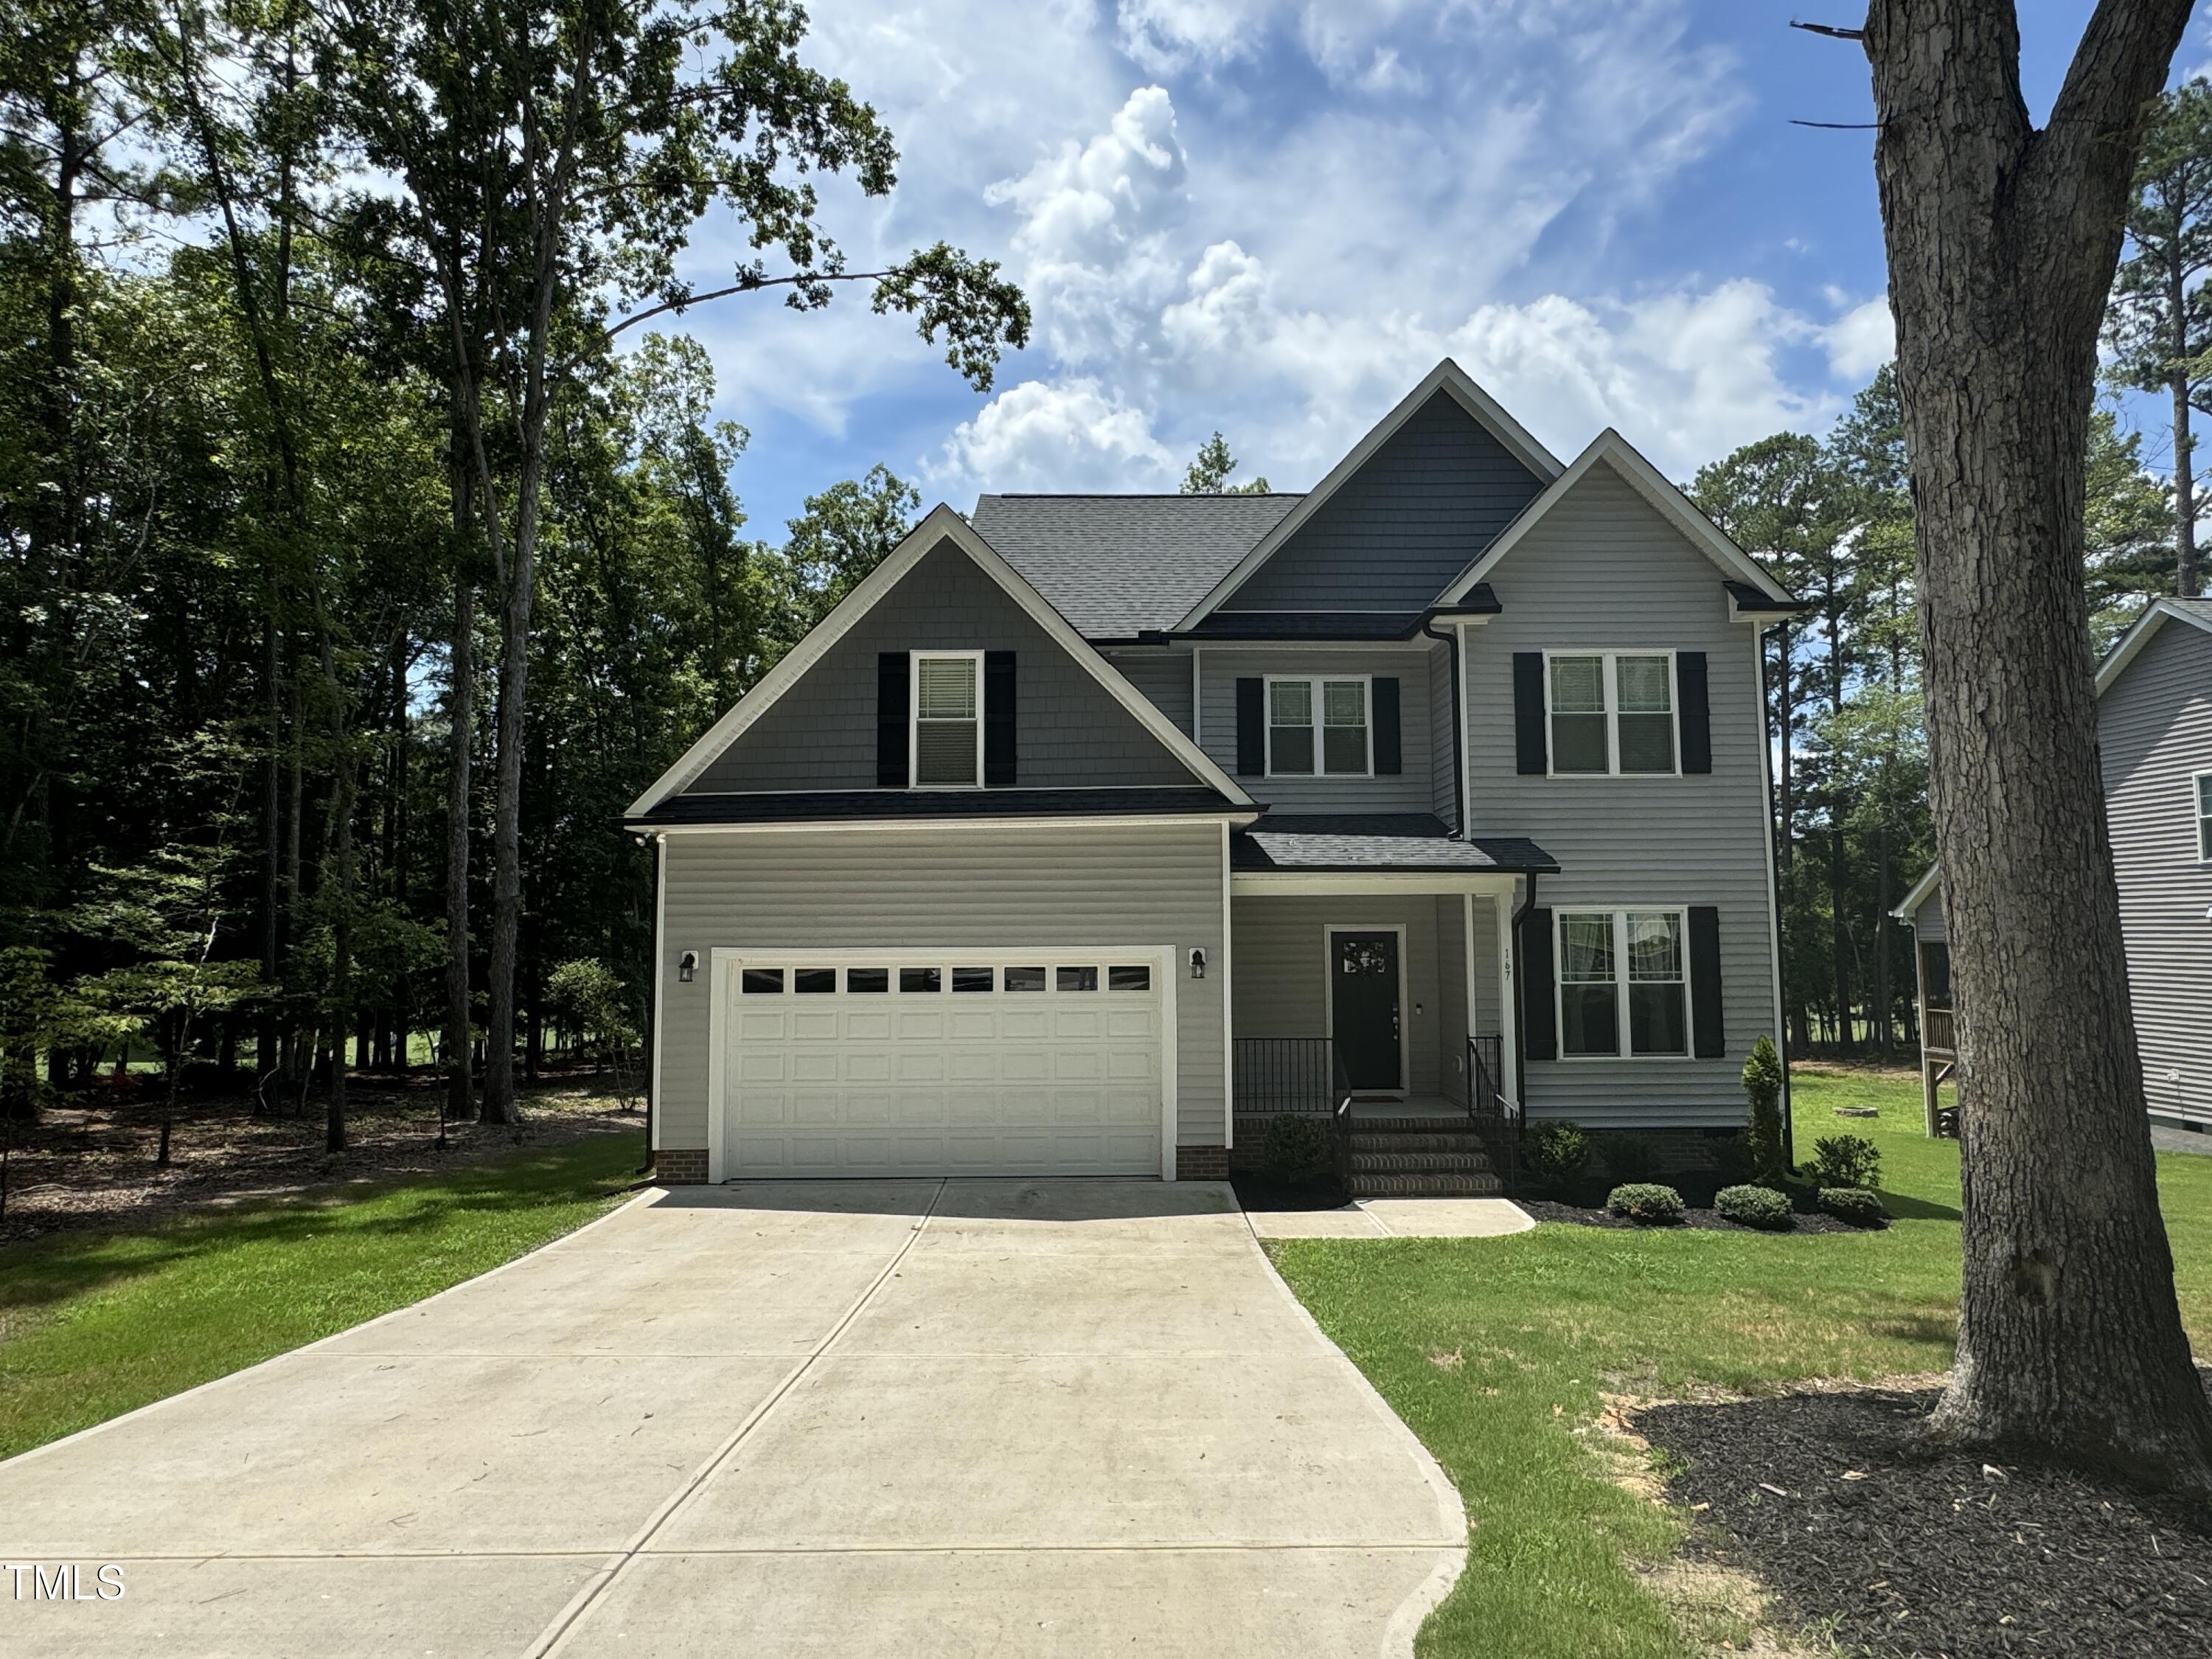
[1630,1380,2212,1658]
[0,1070,646,1245]
[1517,1197,1869,1235]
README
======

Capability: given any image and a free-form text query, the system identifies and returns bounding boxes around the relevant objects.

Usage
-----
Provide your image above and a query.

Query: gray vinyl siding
[1101,647,1195,737]
[1196,647,1433,812]
[1464,464,1775,1128]
[1913,888,1947,944]
[1428,641,1458,827]
[688,539,1194,793]
[1231,894,1454,1096]
[2099,619,2212,1123]
[1217,391,1545,612]
[655,824,1228,1154]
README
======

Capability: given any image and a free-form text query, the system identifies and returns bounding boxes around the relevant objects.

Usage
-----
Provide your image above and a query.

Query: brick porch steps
[1351,1150,1492,1174]
[1351,1170,1505,1197]
[1344,1114,1503,1197]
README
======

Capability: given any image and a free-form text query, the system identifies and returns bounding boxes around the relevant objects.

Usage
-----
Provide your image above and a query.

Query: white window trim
[1542,650,1682,779]
[1264,673,1374,779]
[909,649,985,790]
[2195,769,2212,863]
[1554,906,1694,1062]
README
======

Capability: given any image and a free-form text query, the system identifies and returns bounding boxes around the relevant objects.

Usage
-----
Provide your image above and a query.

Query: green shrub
[1262,1113,1333,1184]
[1742,1035,1787,1181]
[1524,1121,1590,1188]
[1606,1183,1685,1225]
[1819,1186,1888,1227]
[1714,1183,1792,1231]
[1708,1134,1756,1186]
[1601,1136,1658,1183]
[1808,1133,1882,1191]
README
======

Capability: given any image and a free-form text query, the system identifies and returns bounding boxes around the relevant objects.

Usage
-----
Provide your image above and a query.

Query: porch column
[1492,883,1519,1107]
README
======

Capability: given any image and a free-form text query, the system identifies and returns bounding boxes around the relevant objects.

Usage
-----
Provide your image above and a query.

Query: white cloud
[933,377,1178,493]
[1820,298,1894,382]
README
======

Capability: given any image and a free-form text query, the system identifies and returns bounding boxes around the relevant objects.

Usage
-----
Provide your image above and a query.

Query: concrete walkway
[1245,1197,1536,1239]
[0,1180,1464,1658]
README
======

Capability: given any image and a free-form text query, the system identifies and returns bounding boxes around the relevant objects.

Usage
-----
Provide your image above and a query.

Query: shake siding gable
[1219,392,1545,613]
[1463,463,1775,1127]
[655,824,1228,1152]
[2099,620,2212,1123]
[1101,648,1196,737]
[686,540,1195,793]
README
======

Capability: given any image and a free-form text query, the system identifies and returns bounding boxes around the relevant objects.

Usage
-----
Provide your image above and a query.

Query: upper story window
[2197,771,2212,861]
[1267,676,1369,776]
[912,651,983,787]
[1546,651,1677,776]
[1558,908,1688,1059]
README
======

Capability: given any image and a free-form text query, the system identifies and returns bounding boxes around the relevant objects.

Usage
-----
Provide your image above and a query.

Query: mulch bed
[1,1071,644,1245]
[1520,1197,1867,1234]
[1637,1383,2212,1657]
[1229,1173,1352,1211]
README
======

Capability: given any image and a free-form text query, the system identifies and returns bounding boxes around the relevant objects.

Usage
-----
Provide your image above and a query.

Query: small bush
[1715,1183,1793,1231]
[1601,1136,1658,1183]
[1820,1186,1888,1227]
[1525,1121,1590,1188]
[1708,1134,1756,1186]
[1607,1183,1685,1225]
[1808,1133,1882,1191]
[1743,1035,1787,1182]
[1262,1113,1333,1184]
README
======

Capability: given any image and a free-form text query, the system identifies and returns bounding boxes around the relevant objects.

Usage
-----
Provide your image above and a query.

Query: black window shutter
[876,652,909,787]
[1520,906,1557,1062]
[1689,905,1724,1057]
[1371,678,1401,773]
[1235,678,1265,775]
[984,650,1017,787]
[1677,651,1711,774]
[1513,653,1547,775]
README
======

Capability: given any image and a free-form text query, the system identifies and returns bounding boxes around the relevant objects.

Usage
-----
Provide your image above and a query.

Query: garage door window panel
[846,967,889,992]
[742,968,785,994]
[900,967,942,993]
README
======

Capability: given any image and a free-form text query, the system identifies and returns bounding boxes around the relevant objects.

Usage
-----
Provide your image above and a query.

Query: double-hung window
[1267,677,1370,776]
[1557,908,1690,1058]
[2197,771,2212,862]
[1547,653,1677,775]
[911,652,982,787]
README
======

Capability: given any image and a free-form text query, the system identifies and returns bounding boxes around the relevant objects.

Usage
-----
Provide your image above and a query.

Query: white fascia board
[1172,358,1565,632]
[1891,863,1941,922]
[1436,431,1798,606]
[650,812,1263,837]
[626,503,1256,817]
[2096,598,2212,695]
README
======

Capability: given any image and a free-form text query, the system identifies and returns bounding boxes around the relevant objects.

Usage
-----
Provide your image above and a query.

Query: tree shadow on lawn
[1877,1189,1961,1222]
[0,1141,636,1326]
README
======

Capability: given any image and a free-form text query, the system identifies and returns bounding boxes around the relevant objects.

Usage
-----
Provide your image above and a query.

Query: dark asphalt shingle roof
[632,787,1245,828]
[973,493,1303,638]
[1232,814,1558,873]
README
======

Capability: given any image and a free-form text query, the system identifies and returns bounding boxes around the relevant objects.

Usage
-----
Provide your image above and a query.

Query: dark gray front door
[1330,931,1402,1091]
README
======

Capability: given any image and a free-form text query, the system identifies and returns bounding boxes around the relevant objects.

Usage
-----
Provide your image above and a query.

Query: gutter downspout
[640,830,659,1176]
[1510,870,1540,1113]
[1419,614,1467,835]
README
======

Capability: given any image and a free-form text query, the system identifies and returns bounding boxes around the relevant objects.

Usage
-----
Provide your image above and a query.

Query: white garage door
[717,955,1166,1178]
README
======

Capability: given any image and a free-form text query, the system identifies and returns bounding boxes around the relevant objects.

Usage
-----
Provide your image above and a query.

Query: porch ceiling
[1231,813,1557,874]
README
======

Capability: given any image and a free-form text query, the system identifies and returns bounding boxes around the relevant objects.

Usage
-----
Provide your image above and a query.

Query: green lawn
[0,1135,642,1462]
[1269,1068,2212,1659]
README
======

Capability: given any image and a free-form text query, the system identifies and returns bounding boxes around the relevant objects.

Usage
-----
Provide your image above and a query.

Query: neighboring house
[625,360,1801,1192]
[1896,597,2212,1133]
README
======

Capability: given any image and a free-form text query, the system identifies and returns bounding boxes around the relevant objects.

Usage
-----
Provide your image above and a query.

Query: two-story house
[625,361,1799,1192]
[1896,597,2212,1135]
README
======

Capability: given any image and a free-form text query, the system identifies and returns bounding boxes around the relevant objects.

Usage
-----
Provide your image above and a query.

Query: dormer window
[911,651,983,787]
[1267,676,1370,776]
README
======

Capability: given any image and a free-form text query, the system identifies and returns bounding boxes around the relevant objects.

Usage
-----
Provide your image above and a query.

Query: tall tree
[1860,0,2212,1485]
[333,0,1028,1124]
[1181,431,1270,494]
[2104,78,2212,599]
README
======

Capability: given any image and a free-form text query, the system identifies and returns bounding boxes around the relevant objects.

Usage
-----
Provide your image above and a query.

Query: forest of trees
[0,0,1022,1148]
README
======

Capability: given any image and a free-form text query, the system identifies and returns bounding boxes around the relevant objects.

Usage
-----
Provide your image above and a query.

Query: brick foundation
[1175,1144,1229,1181]
[654,1147,710,1184]
[1576,1126,1746,1180]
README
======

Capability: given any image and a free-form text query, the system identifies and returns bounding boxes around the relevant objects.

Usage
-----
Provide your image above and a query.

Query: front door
[1329,931,1402,1091]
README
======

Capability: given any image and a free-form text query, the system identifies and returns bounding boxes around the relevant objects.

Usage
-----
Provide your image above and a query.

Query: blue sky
[661,1,2205,538]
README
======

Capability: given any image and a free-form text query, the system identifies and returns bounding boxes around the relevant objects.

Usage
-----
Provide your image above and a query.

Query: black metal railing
[1465,1034,1520,1192]
[1331,1043,1354,1192]
[1235,1036,1339,1116]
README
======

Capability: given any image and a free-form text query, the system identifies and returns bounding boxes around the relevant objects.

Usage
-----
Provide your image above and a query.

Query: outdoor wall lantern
[678,951,698,984]
[1188,947,1206,981]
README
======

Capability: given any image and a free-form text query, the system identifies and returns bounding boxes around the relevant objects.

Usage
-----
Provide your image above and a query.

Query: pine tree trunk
[482,554,531,1127]
[445,573,475,1121]
[1865,0,2212,1488]
[2174,371,2199,598]
[257,613,282,1105]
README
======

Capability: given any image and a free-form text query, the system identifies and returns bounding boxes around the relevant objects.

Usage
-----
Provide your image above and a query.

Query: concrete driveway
[0,1180,1464,1657]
